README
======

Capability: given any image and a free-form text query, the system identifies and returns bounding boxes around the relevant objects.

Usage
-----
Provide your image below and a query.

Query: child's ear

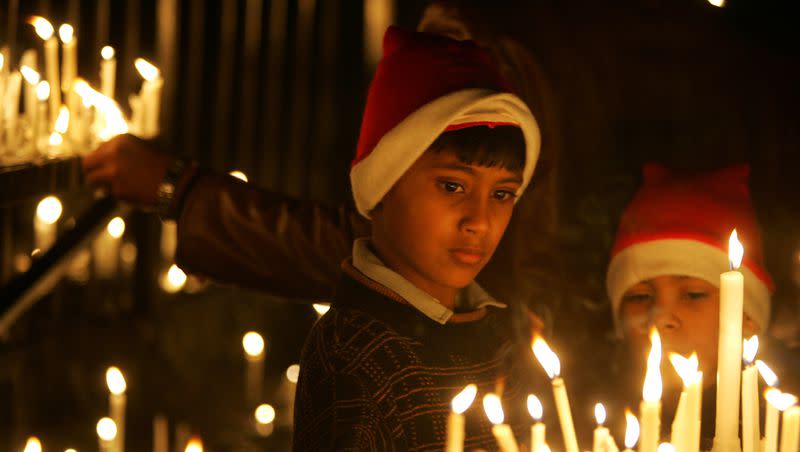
[743,314,759,338]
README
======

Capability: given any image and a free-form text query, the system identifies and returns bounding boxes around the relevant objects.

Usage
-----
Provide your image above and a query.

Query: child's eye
[438,181,465,193]
[686,291,709,301]
[622,293,653,304]
[493,190,517,201]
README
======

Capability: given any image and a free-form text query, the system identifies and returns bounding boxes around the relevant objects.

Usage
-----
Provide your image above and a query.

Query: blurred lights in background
[228,170,248,182]
[708,0,725,7]
[285,364,300,384]
[312,303,330,316]
[242,331,265,357]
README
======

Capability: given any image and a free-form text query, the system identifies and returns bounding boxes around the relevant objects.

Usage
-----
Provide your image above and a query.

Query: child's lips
[449,248,485,265]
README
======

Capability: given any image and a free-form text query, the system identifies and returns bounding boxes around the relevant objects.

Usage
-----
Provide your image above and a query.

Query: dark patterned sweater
[293,262,533,451]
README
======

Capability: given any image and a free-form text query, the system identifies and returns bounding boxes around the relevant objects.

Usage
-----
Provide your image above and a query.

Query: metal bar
[157,0,180,148]
[181,0,206,161]
[235,0,264,174]
[257,0,287,187]
[210,0,237,170]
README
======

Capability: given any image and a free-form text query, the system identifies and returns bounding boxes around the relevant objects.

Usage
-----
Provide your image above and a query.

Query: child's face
[370,147,523,304]
[620,275,721,382]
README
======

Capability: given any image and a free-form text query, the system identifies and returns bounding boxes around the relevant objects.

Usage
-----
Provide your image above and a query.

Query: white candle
[712,230,744,452]
[60,24,80,137]
[153,415,169,452]
[21,65,40,156]
[93,217,125,279]
[134,58,163,138]
[96,417,117,452]
[30,17,61,126]
[764,389,796,452]
[4,71,22,149]
[528,394,546,452]
[640,328,663,452]
[255,403,277,437]
[101,46,117,99]
[34,195,62,252]
[669,352,702,452]
[593,403,610,452]
[624,409,640,452]
[532,337,580,452]
[670,391,688,451]
[741,336,760,452]
[780,405,799,452]
[447,384,477,452]
[243,331,265,405]
[35,80,50,154]
[106,366,127,452]
[483,393,519,452]
[606,435,621,452]
[20,50,38,119]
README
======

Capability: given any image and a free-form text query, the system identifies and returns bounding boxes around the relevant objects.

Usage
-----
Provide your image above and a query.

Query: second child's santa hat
[350,26,541,218]
[606,164,774,334]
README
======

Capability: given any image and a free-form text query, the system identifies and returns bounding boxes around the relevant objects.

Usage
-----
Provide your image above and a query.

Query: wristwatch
[156,157,189,219]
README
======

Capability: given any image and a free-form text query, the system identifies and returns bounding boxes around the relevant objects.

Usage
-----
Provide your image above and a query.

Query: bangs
[426,125,525,173]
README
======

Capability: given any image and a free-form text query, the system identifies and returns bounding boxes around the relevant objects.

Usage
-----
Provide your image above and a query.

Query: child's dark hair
[427,126,525,173]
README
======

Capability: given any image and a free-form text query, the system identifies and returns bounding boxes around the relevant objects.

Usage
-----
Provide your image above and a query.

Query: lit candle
[4,71,22,149]
[59,24,80,139]
[764,390,797,452]
[161,264,187,293]
[30,17,60,126]
[96,417,118,452]
[34,195,62,252]
[160,220,177,261]
[106,366,127,452]
[532,337,580,452]
[483,393,519,452]
[242,331,265,406]
[594,403,609,452]
[446,384,477,452]
[606,434,621,452]
[23,437,42,452]
[184,436,203,452]
[669,352,702,452]
[134,58,163,138]
[35,80,50,153]
[527,394,546,452]
[780,403,799,452]
[255,403,276,437]
[640,328,662,452]
[100,46,116,99]
[712,230,744,452]
[757,362,780,452]
[20,51,39,119]
[128,94,143,136]
[741,336,760,452]
[153,415,169,452]
[93,217,125,279]
[623,409,640,452]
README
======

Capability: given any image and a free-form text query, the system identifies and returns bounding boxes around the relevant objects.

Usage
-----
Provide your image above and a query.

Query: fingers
[84,164,118,188]
[82,141,113,172]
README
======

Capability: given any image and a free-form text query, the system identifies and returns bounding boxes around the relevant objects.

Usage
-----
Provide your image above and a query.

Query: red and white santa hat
[606,164,774,334]
[350,26,541,218]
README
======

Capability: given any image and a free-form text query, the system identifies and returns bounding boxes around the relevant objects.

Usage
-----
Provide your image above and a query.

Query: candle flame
[59,24,74,44]
[36,81,50,101]
[624,409,640,448]
[36,196,62,225]
[657,443,675,452]
[643,328,662,402]
[669,352,700,387]
[163,264,187,292]
[242,331,265,357]
[0,54,4,71]
[23,437,42,452]
[135,58,161,81]
[742,335,759,364]
[48,132,63,147]
[255,404,276,425]
[102,46,115,60]
[285,364,300,383]
[451,384,477,414]
[729,229,744,269]
[764,389,797,412]
[312,303,330,316]
[96,417,117,441]
[105,366,127,395]
[29,16,55,40]
[55,106,70,133]
[21,66,40,85]
[527,394,543,421]
[532,336,561,379]
[229,170,249,182]
[595,402,607,425]
[184,436,203,452]
[107,217,125,239]
[482,393,505,425]
[708,0,725,7]
[755,360,779,387]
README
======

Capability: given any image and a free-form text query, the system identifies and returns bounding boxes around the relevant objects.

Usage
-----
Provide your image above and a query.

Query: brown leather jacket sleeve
[175,170,370,300]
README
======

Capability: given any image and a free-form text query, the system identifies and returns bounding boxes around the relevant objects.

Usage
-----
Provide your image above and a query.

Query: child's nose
[650,303,681,332]
[460,194,490,235]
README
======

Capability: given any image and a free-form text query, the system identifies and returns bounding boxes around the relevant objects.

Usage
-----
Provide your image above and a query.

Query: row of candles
[17,325,318,452]
[0,15,163,166]
[445,231,799,452]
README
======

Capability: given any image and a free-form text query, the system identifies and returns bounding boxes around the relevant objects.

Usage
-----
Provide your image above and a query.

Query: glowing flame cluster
[451,384,477,414]
[73,79,129,140]
[643,328,662,402]
[532,336,561,379]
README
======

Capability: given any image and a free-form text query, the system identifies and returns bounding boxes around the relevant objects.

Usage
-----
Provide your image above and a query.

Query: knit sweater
[293,262,533,451]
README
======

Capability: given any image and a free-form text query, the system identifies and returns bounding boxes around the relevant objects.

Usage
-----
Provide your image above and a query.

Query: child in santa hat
[293,26,541,450]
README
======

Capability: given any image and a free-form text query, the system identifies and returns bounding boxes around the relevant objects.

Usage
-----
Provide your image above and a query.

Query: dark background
[0,0,798,450]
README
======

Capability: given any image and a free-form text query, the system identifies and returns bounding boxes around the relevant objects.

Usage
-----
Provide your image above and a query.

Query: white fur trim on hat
[607,239,771,336]
[350,88,540,218]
